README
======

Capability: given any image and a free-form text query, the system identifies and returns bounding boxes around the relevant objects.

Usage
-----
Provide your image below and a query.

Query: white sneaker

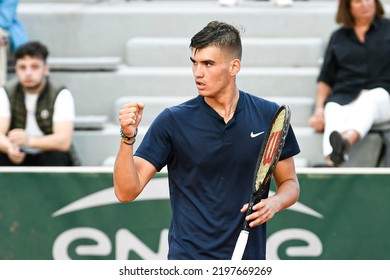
[271,0,293,7]
[218,0,240,6]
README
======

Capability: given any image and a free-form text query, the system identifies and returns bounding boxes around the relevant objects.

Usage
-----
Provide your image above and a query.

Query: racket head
[252,104,291,198]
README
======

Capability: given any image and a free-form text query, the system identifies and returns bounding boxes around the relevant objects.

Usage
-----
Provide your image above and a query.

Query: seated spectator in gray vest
[0,0,29,87]
[308,0,390,167]
[0,41,79,166]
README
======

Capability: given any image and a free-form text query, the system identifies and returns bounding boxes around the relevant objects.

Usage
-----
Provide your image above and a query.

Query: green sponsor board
[0,167,389,260]
[0,168,170,260]
[270,170,390,260]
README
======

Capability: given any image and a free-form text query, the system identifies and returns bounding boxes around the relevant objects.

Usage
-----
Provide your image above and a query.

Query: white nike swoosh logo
[250,131,265,138]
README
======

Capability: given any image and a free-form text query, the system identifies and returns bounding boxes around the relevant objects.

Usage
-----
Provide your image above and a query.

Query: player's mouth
[196,81,206,90]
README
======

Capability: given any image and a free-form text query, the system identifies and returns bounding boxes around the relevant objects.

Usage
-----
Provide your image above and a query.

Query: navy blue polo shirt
[318,17,390,105]
[135,90,300,260]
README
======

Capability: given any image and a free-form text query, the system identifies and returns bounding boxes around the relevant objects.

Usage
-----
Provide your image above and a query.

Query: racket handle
[231,230,249,260]
[243,195,260,231]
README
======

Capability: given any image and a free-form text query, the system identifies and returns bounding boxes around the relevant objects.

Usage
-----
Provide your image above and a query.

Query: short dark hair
[190,21,243,60]
[14,41,49,63]
[336,0,385,29]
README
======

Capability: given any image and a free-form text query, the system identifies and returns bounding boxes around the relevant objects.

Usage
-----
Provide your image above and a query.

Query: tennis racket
[231,104,291,260]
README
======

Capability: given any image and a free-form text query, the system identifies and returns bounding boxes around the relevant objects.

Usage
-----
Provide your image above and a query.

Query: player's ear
[229,58,241,76]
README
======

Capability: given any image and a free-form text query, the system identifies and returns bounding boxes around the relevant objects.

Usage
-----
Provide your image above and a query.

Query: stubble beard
[22,78,46,93]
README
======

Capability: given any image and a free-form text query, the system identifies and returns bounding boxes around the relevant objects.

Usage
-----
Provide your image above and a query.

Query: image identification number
[212,266,272,276]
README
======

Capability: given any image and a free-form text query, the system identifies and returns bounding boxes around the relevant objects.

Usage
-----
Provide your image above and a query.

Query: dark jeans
[0,151,72,166]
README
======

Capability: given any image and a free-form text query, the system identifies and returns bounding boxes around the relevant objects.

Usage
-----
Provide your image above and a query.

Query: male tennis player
[114,21,300,260]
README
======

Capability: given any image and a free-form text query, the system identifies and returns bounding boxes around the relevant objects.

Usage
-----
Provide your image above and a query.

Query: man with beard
[0,41,78,166]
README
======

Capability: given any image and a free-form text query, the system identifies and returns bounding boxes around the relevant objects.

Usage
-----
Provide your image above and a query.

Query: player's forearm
[273,178,300,212]
[113,142,142,202]
[273,158,300,212]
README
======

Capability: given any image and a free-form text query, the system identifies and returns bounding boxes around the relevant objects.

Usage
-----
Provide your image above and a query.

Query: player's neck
[209,88,240,122]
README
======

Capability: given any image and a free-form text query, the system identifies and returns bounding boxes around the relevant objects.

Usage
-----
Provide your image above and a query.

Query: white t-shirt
[0,87,75,153]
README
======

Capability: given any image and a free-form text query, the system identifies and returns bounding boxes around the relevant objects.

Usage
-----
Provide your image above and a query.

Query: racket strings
[254,109,287,190]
